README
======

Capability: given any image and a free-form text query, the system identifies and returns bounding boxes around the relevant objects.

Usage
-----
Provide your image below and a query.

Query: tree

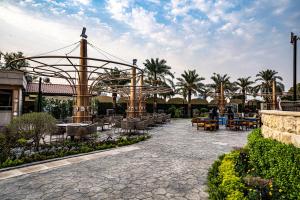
[0,51,38,83]
[235,77,254,109]
[1,52,29,70]
[255,69,284,102]
[198,84,212,100]
[144,58,174,113]
[103,67,130,112]
[177,70,205,118]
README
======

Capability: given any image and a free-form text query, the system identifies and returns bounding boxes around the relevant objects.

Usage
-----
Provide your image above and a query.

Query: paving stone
[0,119,249,199]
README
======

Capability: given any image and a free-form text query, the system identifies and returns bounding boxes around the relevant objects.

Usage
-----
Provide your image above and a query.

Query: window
[0,89,12,110]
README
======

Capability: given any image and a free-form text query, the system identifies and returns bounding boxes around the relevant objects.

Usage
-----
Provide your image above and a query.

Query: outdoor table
[56,123,90,140]
[196,118,209,130]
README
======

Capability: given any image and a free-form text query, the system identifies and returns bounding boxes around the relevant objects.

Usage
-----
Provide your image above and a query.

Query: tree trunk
[112,93,117,114]
[188,90,192,118]
[242,89,246,111]
[153,72,157,113]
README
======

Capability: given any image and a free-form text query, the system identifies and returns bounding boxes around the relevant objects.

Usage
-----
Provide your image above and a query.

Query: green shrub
[208,152,247,200]
[8,112,57,151]
[0,134,151,169]
[247,129,300,199]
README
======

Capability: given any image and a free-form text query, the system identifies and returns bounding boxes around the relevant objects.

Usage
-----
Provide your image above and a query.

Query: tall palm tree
[177,70,205,118]
[209,73,237,100]
[144,58,174,113]
[235,77,254,108]
[198,84,212,100]
[255,69,284,102]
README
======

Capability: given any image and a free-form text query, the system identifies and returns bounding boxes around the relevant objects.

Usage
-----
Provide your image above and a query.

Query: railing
[281,101,300,111]
[261,101,300,111]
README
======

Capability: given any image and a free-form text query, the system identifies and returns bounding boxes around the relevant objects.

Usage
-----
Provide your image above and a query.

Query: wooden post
[74,38,90,122]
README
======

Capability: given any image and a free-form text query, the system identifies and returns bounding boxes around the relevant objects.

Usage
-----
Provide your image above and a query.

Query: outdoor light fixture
[80,27,87,39]
[290,32,299,101]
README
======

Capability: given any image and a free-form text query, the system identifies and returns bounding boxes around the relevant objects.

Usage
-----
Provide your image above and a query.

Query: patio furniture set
[50,113,171,142]
[192,116,260,131]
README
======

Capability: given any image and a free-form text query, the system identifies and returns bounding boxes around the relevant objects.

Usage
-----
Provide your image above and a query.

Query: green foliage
[7,112,57,150]
[208,129,300,200]
[43,98,73,119]
[174,108,181,118]
[208,152,247,200]
[247,129,300,199]
[0,134,151,169]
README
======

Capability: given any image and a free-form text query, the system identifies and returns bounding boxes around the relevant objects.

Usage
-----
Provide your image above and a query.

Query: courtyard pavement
[0,119,250,200]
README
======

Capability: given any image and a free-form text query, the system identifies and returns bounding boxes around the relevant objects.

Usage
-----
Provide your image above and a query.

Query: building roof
[26,83,74,96]
[167,97,187,104]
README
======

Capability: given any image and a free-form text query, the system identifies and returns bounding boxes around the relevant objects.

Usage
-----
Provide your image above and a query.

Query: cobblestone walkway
[0,119,250,200]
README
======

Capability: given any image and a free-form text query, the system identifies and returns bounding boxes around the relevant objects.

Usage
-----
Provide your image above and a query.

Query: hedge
[208,129,300,200]
[247,129,300,199]
[208,152,247,200]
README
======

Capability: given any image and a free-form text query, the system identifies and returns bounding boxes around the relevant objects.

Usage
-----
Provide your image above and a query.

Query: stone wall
[261,110,300,148]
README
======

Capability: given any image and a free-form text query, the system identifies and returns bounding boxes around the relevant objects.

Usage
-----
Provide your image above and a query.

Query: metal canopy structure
[9,28,173,120]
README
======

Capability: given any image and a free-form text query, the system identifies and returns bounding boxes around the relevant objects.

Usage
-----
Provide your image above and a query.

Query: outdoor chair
[112,119,122,134]
[121,120,135,135]
[50,126,65,143]
[95,118,105,131]
[204,120,218,131]
[135,121,147,134]
[103,117,113,129]
[66,126,80,140]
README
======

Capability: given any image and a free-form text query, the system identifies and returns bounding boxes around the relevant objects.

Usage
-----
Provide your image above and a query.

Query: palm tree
[235,77,254,108]
[198,84,212,100]
[255,69,284,102]
[177,70,205,118]
[103,67,130,112]
[144,58,174,113]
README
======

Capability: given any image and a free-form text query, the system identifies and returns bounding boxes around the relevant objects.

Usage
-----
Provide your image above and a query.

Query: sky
[0,0,300,91]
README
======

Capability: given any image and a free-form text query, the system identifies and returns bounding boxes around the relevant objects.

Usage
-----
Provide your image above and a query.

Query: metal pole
[37,77,42,112]
[272,79,276,110]
[293,36,297,101]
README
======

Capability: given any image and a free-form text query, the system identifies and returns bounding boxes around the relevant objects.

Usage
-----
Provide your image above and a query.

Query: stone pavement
[0,119,250,200]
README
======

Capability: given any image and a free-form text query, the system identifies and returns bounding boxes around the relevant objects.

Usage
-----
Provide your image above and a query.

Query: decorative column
[73,37,91,122]
[138,73,146,116]
[127,59,137,118]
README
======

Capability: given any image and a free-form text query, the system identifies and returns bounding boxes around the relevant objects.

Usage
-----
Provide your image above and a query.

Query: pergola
[9,28,172,122]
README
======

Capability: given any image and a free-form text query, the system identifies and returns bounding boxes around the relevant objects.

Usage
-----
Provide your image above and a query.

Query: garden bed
[0,134,151,170]
[208,129,300,200]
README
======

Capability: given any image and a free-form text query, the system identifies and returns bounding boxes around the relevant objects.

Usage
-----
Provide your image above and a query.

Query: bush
[7,112,57,151]
[208,129,300,200]
[0,134,151,169]
[208,152,247,200]
[247,129,300,199]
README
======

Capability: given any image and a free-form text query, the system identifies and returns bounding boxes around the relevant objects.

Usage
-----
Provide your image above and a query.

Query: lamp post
[291,32,299,101]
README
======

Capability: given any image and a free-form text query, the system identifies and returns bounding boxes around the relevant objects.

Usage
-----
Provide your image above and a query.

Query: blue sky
[0,0,300,90]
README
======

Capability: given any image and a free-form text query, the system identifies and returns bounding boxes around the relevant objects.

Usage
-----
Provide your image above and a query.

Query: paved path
[0,119,250,200]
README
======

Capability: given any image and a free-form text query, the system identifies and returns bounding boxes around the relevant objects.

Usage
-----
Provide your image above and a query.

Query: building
[0,70,26,126]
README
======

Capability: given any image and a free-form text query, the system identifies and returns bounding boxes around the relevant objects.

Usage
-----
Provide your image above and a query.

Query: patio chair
[50,126,65,143]
[95,118,105,131]
[135,121,147,134]
[112,119,122,134]
[204,120,218,131]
